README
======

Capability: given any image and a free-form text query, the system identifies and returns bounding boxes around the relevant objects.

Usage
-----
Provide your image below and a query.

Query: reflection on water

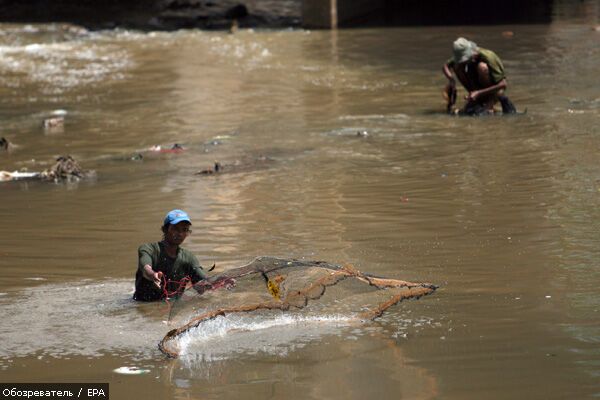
[168,326,439,400]
[1,2,600,398]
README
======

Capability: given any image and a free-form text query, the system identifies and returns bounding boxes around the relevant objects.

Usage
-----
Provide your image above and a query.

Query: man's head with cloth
[453,37,478,64]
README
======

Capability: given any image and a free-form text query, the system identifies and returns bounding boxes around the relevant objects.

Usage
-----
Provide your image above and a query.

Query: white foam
[0,35,133,92]
[113,366,150,375]
[177,313,353,358]
[22,25,40,33]
[339,113,409,121]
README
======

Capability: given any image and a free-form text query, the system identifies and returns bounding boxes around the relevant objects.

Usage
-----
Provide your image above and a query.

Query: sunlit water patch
[0,24,132,93]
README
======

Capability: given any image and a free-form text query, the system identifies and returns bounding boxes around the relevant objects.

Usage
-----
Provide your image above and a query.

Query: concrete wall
[302,0,337,28]
[303,0,386,28]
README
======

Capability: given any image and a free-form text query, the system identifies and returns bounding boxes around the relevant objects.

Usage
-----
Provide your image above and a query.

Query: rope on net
[161,275,192,299]
[158,257,437,358]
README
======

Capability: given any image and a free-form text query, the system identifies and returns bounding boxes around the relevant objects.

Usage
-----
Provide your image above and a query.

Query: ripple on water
[0,279,432,363]
[0,280,160,359]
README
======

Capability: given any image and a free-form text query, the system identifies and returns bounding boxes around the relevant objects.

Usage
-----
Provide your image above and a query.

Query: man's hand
[143,264,163,289]
[193,280,212,295]
[153,271,163,289]
[215,277,236,290]
[465,90,481,102]
[444,83,457,104]
[192,277,236,295]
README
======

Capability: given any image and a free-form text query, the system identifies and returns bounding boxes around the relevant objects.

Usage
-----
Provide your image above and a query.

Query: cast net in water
[159,256,437,358]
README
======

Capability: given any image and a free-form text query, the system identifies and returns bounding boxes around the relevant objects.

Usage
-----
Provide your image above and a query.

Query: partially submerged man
[443,37,516,115]
[134,209,209,301]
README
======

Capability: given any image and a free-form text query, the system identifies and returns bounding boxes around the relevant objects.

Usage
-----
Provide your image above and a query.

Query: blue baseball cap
[164,209,192,226]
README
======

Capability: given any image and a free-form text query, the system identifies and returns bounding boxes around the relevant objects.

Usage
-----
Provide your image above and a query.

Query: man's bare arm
[442,63,456,85]
[466,78,507,102]
[142,264,163,288]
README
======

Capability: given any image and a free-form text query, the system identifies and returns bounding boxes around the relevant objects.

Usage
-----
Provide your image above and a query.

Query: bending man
[443,37,516,115]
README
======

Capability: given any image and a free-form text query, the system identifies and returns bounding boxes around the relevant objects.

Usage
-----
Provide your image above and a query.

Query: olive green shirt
[447,47,506,85]
[134,242,206,301]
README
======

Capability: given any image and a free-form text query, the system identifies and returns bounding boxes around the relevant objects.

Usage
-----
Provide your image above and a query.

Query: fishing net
[159,256,437,358]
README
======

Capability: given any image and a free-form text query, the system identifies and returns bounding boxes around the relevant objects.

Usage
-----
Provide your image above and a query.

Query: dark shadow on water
[419,109,529,117]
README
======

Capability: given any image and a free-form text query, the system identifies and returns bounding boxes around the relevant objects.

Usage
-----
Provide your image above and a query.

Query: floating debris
[51,109,68,117]
[149,143,185,154]
[43,117,64,129]
[0,171,40,182]
[195,155,274,177]
[42,155,86,181]
[0,137,10,150]
[113,366,150,375]
[197,162,221,175]
[0,155,89,182]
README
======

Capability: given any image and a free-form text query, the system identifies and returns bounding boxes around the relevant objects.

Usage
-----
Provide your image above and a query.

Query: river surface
[1,3,600,399]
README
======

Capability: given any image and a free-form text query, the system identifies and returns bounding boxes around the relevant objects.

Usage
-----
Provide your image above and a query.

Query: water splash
[178,312,354,361]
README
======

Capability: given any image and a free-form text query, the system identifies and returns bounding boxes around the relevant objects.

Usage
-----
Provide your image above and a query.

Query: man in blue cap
[134,209,208,301]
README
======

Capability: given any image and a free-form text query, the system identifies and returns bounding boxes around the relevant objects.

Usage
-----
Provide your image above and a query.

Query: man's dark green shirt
[134,242,206,301]
[447,47,506,85]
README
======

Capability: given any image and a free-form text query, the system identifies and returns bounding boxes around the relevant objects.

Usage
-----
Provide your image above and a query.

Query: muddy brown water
[1,3,600,399]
